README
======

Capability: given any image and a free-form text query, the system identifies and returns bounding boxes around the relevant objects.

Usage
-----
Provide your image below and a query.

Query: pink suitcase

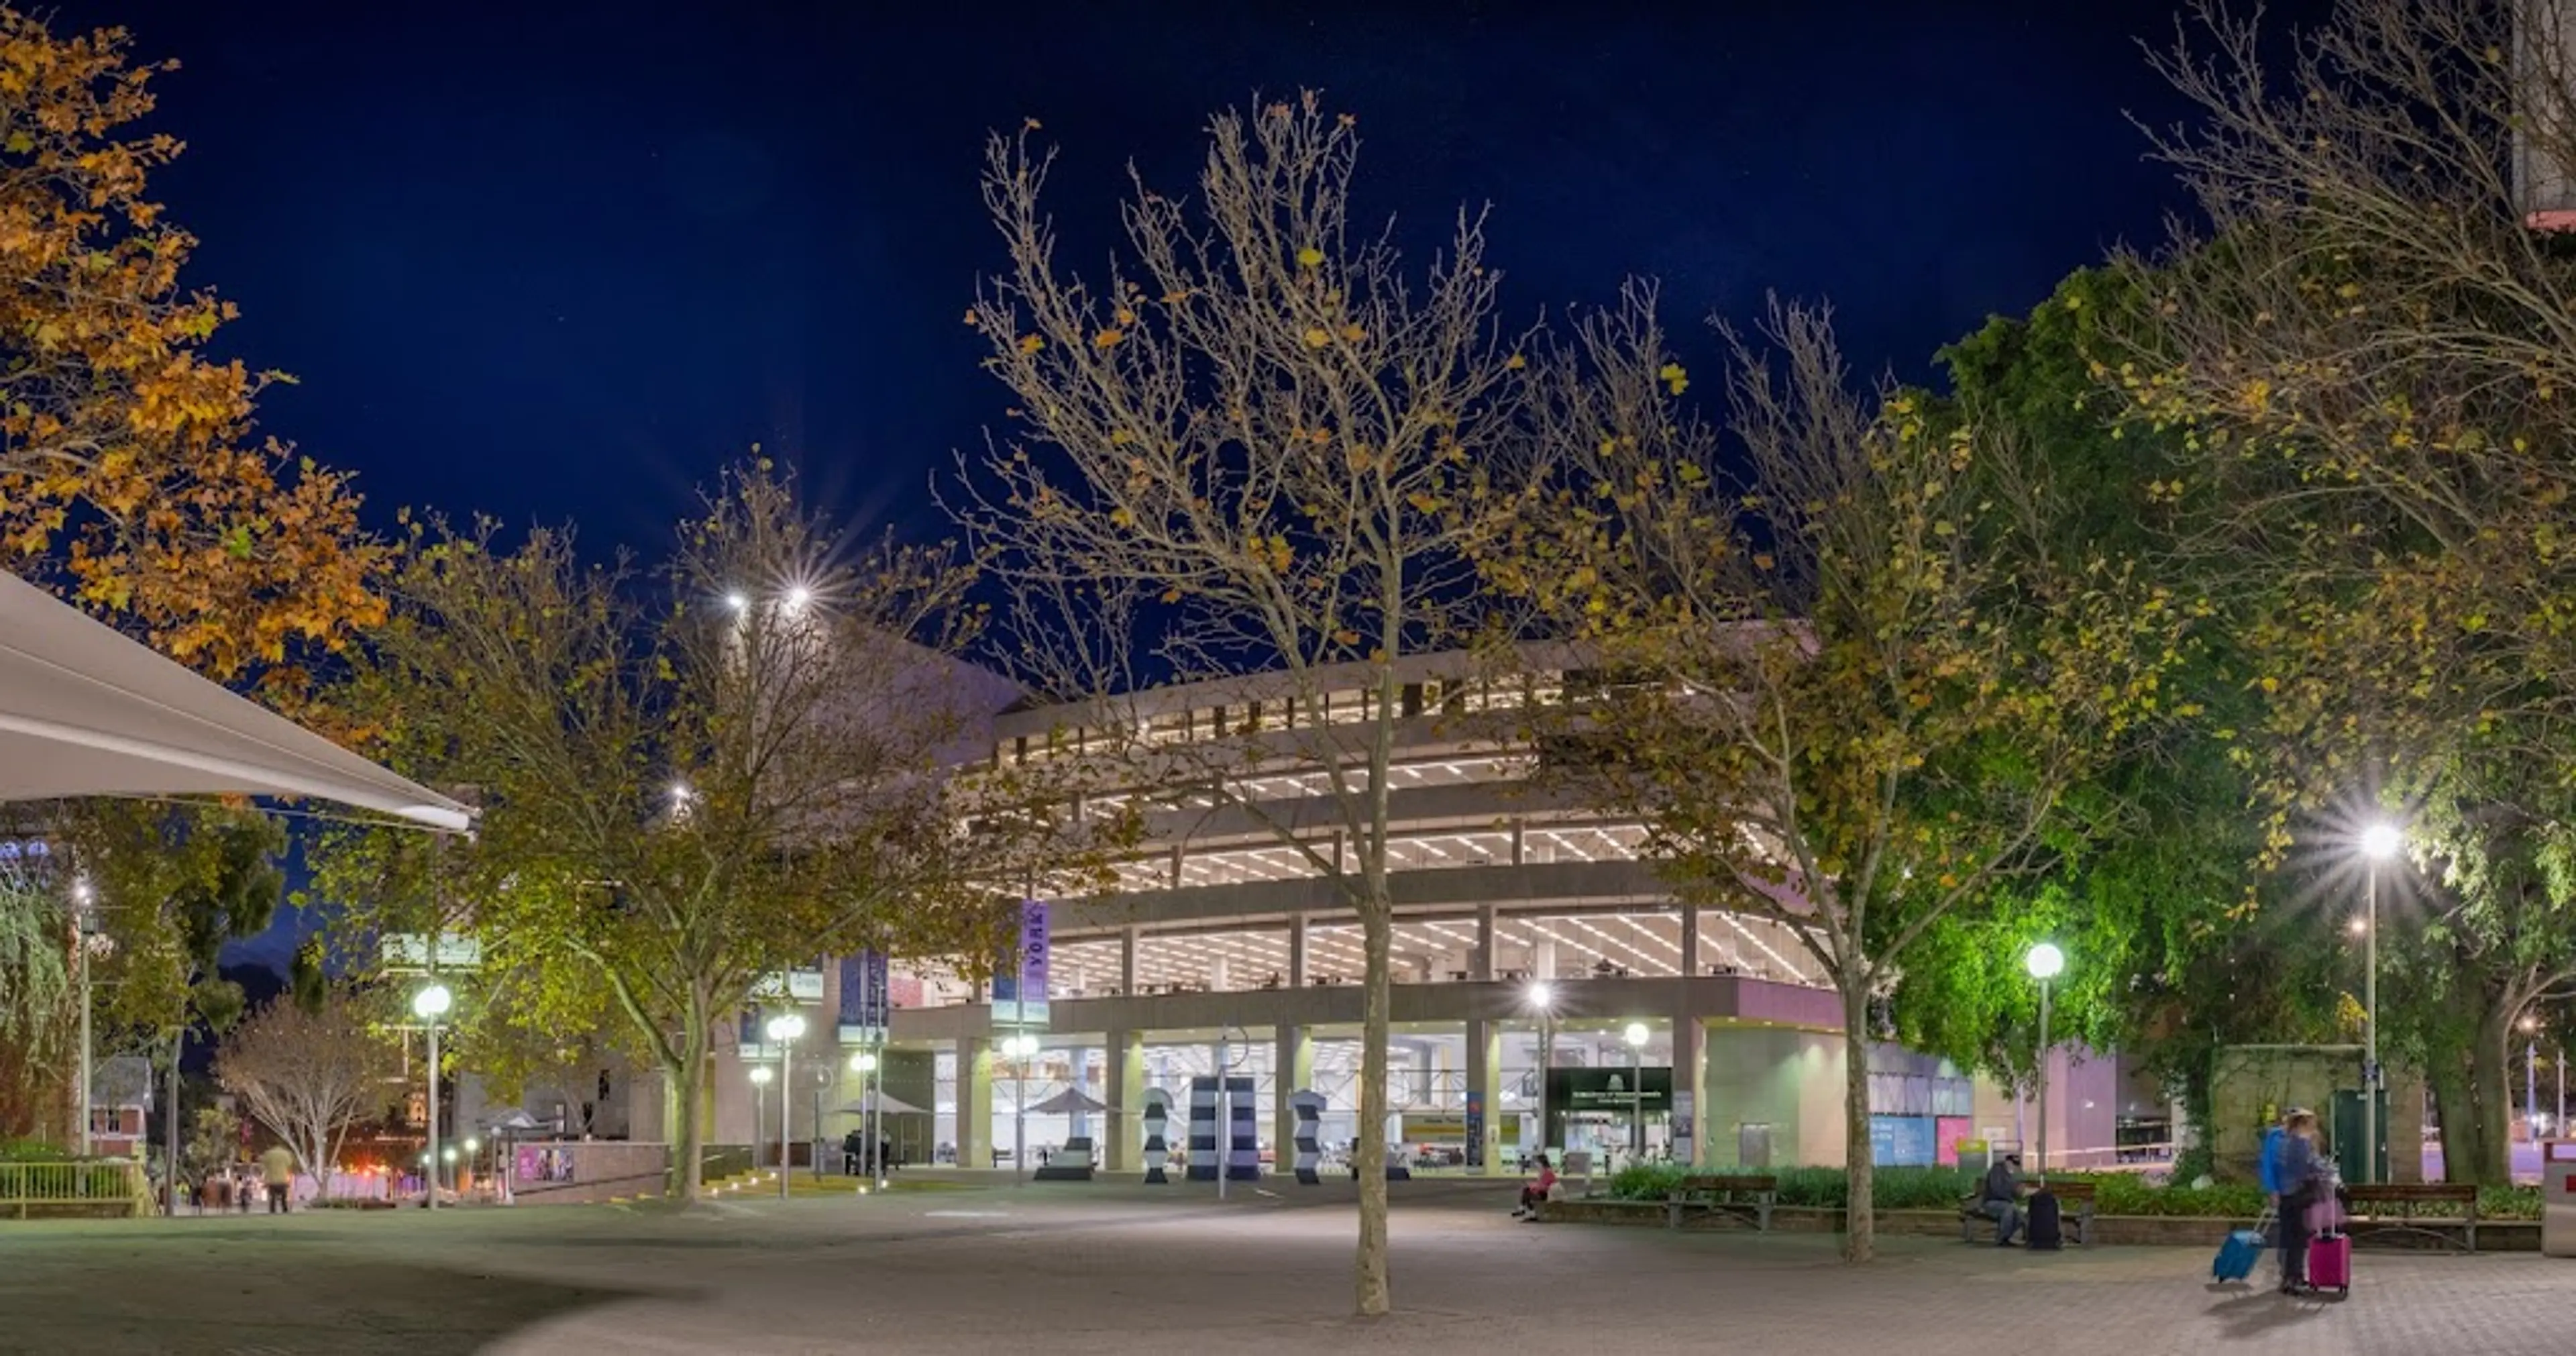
[2306,1232,2352,1294]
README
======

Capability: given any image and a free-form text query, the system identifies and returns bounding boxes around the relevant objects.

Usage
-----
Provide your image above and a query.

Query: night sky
[78,0,2326,963]
[83,0,2330,554]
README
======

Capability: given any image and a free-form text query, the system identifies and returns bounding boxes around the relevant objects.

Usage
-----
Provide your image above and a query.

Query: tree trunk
[1841,978,1875,1263]
[2428,1054,2475,1186]
[2469,1010,2514,1186]
[669,1002,710,1204]
[1354,898,1393,1316]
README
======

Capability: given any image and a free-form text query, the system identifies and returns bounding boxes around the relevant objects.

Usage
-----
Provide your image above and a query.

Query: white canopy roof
[0,570,471,831]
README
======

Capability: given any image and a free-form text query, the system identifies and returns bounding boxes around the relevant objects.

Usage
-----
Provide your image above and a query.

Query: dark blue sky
[77,0,2328,560]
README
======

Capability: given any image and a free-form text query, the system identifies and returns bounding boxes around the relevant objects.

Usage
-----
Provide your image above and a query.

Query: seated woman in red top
[1513,1154,1557,1220]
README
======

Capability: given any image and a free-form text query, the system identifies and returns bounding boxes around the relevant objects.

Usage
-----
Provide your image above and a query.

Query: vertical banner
[993,900,1051,1029]
[1464,1090,1486,1169]
[1672,1091,1696,1167]
[838,951,890,1042]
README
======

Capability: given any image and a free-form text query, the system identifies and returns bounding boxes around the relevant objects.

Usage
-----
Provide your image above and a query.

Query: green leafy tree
[319,464,1093,1204]
[1500,294,2190,1259]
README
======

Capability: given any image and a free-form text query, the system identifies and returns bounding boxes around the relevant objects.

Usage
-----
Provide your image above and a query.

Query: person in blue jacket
[2274,1110,2332,1295]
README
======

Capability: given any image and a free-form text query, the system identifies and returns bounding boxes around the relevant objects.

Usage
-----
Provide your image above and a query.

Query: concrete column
[1210,954,1230,992]
[1535,940,1557,981]
[1273,1025,1313,1167]
[1510,818,1525,866]
[1287,915,1308,988]
[1475,905,1498,981]
[1106,1029,1144,1171]
[1678,900,1700,979]
[1120,927,1138,994]
[1466,1017,1500,1173]
[1168,844,1185,888]
[958,1037,994,1171]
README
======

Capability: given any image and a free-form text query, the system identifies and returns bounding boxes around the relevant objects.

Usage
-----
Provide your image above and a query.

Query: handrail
[1,1159,152,1218]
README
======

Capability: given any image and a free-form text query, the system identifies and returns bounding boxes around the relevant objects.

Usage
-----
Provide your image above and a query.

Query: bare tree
[953,94,1555,1315]
[1502,293,2185,1259]
[216,989,395,1198]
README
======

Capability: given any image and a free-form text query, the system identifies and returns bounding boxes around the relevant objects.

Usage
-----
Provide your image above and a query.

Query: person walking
[259,1144,296,1215]
[2275,1110,2332,1295]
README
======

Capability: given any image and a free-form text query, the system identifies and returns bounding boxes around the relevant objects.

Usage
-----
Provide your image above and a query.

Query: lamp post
[749,1063,773,1169]
[2359,821,2402,1184]
[2024,943,2064,1181]
[1527,982,1556,1165]
[1000,1033,1040,1184]
[851,1049,883,1189]
[72,879,92,1159]
[411,982,453,1209]
[765,1013,806,1200]
[1623,1021,1650,1166]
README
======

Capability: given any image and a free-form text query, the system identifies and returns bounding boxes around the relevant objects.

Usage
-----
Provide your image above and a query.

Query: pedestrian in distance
[259,1144,296,1214]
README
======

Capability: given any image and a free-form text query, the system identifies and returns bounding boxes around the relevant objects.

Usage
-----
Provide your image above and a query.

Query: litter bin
[2544,1140,2576,1258]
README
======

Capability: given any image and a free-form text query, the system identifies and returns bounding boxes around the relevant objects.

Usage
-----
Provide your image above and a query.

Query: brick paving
[3,1182,2571,1354]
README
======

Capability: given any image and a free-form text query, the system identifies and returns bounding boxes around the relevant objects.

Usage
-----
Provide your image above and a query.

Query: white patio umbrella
[0,570,469,829]
[1024,1087,1112,1116]
[831,1091,929,1116]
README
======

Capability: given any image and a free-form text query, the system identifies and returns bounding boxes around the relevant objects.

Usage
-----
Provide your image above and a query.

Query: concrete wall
[1702,1025,1847,1168]
[508,1141,669,1205]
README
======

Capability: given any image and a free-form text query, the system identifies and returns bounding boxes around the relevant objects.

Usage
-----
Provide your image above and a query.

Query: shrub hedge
[1601,1162,2542,1220]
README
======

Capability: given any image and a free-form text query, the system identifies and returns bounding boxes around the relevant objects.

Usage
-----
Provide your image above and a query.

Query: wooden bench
[1960,1179,2096,1245]
[2341,1182,2479,1253]
[1667,1173,1778,1231]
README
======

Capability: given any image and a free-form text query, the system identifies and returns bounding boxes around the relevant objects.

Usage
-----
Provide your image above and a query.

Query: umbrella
[0,570,471,829]
[832,1091,928,1116]
[1024,1087,1112,1116]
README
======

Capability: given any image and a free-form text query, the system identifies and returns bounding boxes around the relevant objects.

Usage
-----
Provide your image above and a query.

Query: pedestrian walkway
[1,1183,2568,1354]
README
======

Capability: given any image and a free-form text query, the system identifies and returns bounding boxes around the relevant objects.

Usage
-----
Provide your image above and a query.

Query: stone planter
[1541,1198,2541,1251]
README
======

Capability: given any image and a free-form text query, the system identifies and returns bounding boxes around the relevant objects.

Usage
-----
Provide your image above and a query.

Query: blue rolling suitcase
[2212,1229,2265,1282]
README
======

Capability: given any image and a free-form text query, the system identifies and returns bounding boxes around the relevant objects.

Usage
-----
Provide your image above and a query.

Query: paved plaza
[3,1180,2573,1355]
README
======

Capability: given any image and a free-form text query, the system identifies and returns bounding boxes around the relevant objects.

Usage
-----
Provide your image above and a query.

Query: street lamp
[412,982,453,1210]
[749,1063,774,1169]
[1526,983,1557,1164]
[1000,1032,1040,1184]
[2024,943,2064,1181]
[851,1049,884,1189]
[1623,1021,1650,1166]
[765,1012,806,1200]
[2359,821,2402,1184]
[71,878,93,1159]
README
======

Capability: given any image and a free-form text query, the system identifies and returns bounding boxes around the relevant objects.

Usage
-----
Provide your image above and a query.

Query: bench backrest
[2039,1181,2099,1200]
[1678,1174,1778,1192]
[2346,1183,2476,1201]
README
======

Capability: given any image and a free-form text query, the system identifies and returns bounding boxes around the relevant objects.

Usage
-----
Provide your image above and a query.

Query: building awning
[0,570,471,831]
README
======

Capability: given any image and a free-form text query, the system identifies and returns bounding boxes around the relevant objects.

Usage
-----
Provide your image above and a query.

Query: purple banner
[839,951,890,1029]
[992,900,1050,1026]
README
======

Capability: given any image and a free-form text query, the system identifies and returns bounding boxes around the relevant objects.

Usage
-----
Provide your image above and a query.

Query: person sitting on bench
[1974,1153,2025,1246]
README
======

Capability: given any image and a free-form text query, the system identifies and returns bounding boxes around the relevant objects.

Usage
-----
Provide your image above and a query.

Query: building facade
[680,653,2160,1176]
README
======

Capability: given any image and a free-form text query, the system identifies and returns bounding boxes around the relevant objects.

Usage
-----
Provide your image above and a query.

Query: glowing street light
[412,982,454,1210]
[765,1012,806,1199]
[783,585,814,612]
[2025,943,2064,1180]
[724,591,749,613]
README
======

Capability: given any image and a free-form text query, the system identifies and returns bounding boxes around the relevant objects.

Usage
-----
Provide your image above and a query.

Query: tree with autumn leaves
[0,9,379,686]
[1496,293,2192,1260]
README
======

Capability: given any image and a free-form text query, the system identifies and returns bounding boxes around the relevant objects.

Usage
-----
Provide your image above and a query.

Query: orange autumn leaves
[0,12,382,694]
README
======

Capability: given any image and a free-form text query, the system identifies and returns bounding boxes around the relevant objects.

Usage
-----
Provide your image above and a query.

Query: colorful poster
[1934,1116,1976,1167]
[1869,1114,1937,1167]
